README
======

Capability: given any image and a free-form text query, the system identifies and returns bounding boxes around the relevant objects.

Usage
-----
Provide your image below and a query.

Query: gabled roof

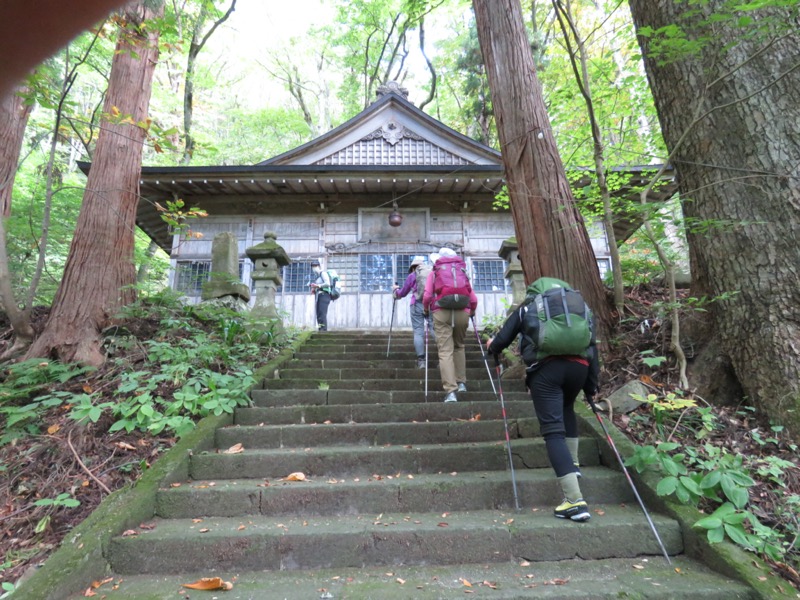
[259,90,502,167]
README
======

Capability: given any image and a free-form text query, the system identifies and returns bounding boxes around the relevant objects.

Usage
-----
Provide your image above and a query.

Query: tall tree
[26,1,164,366]
[0,87,32,217]
[627,0,800,433]
[472,0,611,328]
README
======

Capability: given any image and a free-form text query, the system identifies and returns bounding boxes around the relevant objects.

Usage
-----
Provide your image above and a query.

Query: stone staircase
[91,331,755,599]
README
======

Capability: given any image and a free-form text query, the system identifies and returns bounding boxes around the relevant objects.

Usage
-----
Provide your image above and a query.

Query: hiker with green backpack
[310,258,339,331]
[486,277,600,522]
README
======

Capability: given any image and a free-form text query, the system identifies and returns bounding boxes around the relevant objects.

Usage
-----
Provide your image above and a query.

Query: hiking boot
[416,357,426,369]
[443,391,458,403]
[554,498,591,522]
[457,382,467,393]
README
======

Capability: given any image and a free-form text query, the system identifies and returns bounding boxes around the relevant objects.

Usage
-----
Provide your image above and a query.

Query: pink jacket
[422,259,478,314]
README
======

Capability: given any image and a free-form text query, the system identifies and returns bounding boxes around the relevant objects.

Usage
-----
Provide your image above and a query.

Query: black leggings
[526,359,588,478]
[316,293,331,331]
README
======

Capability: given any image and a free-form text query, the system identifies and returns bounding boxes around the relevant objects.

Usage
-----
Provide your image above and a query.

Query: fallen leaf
[224,443,244,454]
[460,578,472,587]
[285,472,306,481]
[182,577,233,590]
[482,580,497,589]
[505,518,514,525]
[47,424,60,434]
[82,384,93,394]
[121,530,137,537]
[633,564,645,570]
[594,509,606,516]
[237,525,246,531]
[90,577,113,589]
[198,528,210,533]
[470,414,481,421]
[82,480,90,487]
[396,578,406,585]
[115,442,136,451]
[758,576,768,581]
[437,522,449,527]
[83,588,96,597]
[520,561,531,567]
[192,518,204,523]
[139,522,156,530]
[544,578,569,586]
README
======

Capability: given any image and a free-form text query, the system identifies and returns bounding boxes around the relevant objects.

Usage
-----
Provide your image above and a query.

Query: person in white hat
[392,256,435,368]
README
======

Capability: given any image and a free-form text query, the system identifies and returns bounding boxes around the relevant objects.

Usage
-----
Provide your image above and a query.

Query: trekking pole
[471,316,497,396]
[586,396,672,565]
[424,316,429,402]
[387,288,397,357]
[493,353,521,512]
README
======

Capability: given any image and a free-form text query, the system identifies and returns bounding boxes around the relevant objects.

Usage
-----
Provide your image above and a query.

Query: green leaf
[656,476,678,496]
[707,526,725,544]
[699,470,722,489]
[694,515,722,530]
[721,476,749,509]
[679,476,702,496]
[723,523,754,549]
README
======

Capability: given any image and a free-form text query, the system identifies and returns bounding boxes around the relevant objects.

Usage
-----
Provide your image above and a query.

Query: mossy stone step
[156,469,634,519]
[107,506,684,575]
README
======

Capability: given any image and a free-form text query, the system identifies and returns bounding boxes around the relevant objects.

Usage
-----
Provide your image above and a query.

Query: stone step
[107,506,684,575]
[86,556,756,599]
[249,387,531,407]
[156,469,634,519]
[286,358,493,369]
[233,400,535,426]
[257,377,527,392]
[276,366,507,381]
[189,438,601,480]
[217,417,541,448]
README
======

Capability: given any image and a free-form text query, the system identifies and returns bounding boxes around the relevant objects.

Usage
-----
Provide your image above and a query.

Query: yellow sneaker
[554,498,591,522]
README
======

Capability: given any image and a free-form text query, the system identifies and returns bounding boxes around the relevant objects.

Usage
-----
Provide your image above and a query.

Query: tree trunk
[472,0,611,330]
[628,1,800,434]
[26,1,163,366]
[0,87,32,217]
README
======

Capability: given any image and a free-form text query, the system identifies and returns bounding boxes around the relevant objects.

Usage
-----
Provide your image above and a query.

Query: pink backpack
[432,256,472,309]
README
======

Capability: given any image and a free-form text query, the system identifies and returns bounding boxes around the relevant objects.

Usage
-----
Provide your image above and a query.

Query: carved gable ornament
[362,120,424,146]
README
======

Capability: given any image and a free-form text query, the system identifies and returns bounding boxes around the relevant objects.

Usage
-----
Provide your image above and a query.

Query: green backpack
[519,277,593,363]
[327,270,341,301]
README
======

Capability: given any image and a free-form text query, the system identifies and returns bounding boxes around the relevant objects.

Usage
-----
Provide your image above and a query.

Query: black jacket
[487,305,600,397]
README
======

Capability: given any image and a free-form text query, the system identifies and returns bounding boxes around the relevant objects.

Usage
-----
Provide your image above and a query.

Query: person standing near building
[422,248,477,402]
[485,277,600,522]
[392,255,435,368]
[309,258,332,331]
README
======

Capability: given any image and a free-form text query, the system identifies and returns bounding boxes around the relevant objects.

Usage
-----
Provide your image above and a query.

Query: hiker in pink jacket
[422,248,478,403]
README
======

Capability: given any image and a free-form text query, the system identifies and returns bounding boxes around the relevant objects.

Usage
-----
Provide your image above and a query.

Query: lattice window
[471,259,508,292]
[360,254,394,292]
[395,254,418,285]
[327,255,358,294]
[280,261,316,293]
[175,261,210,295]
[175,261,246,295]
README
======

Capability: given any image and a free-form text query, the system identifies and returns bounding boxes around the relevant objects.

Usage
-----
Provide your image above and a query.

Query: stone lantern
[245,232,291,329]
[498,237,525,311]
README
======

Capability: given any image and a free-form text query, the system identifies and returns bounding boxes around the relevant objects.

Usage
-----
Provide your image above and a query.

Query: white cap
[439,247,457,257]
[408,256,425,272]
[429,252,440,264]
